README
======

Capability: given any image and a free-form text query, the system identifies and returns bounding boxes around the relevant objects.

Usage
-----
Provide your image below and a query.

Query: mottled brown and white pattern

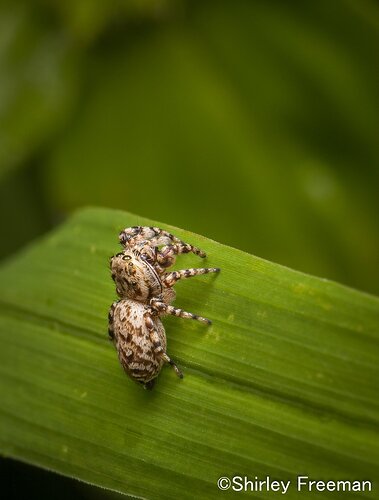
[108,226,220,389]
[108,299,178,390]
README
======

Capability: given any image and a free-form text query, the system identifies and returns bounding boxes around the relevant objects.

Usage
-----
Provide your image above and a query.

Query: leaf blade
[0,207,378,499]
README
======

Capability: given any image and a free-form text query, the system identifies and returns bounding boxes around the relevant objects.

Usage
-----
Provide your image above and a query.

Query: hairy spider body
[108,226,220,388]
[111,249,162,301]
[108,299,169,389]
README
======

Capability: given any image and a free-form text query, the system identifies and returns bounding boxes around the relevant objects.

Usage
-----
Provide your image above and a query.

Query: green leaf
[0,207,378,499]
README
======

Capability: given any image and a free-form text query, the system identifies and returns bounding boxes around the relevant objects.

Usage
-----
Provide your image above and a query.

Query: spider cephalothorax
[108,226,220,389]
[110,250,162,301]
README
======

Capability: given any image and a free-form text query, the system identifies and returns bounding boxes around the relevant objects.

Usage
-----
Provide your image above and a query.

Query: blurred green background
[0,0,378,497]
[1,0,378,295]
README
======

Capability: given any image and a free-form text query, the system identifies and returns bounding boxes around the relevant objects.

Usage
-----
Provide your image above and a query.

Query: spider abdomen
[111,299,166,385]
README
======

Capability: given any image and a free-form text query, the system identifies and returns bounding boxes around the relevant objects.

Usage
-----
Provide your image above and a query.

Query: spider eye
[122,255,131,261]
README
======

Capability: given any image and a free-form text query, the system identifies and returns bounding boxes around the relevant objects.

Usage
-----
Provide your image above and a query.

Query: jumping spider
[108,226,220,389]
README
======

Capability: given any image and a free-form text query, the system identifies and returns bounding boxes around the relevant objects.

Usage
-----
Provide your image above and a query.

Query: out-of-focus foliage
[0,1,78,179]
[0,0,378,294]
[41,0,181,42]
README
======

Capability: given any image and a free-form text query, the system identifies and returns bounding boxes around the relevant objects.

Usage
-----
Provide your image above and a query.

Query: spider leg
[149,298,212,325]
[144,311,183,378]
[157,243,206,269]
[108,301,119,340]
[119,226,206,258]
[143,379,156,390]
[162,267,220,288]
[120,226,183,246]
